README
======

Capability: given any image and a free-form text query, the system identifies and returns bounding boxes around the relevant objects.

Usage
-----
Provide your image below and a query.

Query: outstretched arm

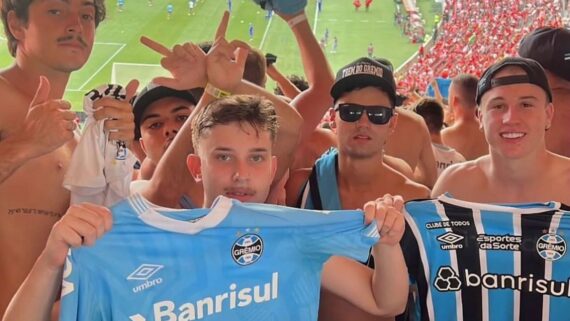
[2,204,112,321]
[321,195,408,316]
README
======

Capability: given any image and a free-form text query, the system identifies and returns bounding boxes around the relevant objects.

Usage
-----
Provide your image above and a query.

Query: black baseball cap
[518,27,570,82]
[476,57,553,105]
[331,57,397,106]
[133,83,198,139]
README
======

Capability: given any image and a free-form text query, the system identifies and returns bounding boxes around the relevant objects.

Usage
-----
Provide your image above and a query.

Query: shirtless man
[385,108,437,187]
[286,57,430,321]
[441,74,488,160]
[0,0,135,315]
[518,27,570,158]
[432,57,570,204]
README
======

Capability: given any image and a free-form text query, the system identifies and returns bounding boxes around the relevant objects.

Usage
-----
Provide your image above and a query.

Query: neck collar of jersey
[128,194,233,234]
[439,193,561,214]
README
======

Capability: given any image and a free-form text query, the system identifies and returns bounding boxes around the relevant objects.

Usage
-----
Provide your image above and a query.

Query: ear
[329,108,337,129]
[187,153,202,182]
[139,138,148,155]
[388,110,399,134]
[7,11,25,42]
[476,106,483,131]
[545,102,554,130]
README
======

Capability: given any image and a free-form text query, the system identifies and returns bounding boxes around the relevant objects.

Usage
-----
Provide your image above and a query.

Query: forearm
[286,13,334,139]
[234,80,303,180]
[0,135,36,184]
[370,244,408,316]
[3,254,63,321]
[288,14,333,89]
[267,67,301,99]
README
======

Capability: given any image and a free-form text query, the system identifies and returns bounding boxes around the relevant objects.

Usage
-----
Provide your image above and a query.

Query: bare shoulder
[384,165,430,201]
[384,155,414,179]
[396,107,426,129]
[285,168,313,207]
[401,178,431,201]
[432,156,488,198]
[0,75,28,136]
[552,153,570,184]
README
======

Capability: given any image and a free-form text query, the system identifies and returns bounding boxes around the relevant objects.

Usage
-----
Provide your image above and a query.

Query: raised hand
[93,79,139,145]
[206,11,250,92]
[140,36,207,90]
[41,203,112,271]
[13,76,77,158]
[363,194,405,246]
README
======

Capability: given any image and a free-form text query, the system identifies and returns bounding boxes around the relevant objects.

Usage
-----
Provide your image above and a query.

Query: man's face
[15,0,96,72]
[332,86,397,159]
[188,122,277,207]
[139,97,193,163]
[478,67,553,159]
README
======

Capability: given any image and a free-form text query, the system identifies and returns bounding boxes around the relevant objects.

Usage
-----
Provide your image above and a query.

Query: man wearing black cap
[287,57,429,321]
[432,57,570,204]
[132,83,197,180]
[519,27,570,158]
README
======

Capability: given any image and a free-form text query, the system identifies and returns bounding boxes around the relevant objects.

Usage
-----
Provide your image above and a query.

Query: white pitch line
[74,43,126,91]
[313,1,319,34]
[259,13,274,50]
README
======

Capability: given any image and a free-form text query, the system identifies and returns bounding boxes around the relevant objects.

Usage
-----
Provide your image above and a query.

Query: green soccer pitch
[0,0,436,111]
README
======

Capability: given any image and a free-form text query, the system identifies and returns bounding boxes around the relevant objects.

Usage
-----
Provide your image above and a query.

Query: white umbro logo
[437,232,464,245]
[565,53,570,61]
[127,264,164,281]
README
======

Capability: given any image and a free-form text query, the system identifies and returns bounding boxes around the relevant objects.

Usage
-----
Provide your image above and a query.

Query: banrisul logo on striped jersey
[434,266,570,297]
[536,233,566,261]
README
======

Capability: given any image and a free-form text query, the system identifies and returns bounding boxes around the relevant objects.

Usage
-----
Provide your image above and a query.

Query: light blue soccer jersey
[400,195,570,321]
[60,194,379,321]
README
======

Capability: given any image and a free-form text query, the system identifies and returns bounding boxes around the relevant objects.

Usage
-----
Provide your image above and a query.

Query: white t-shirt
[432,143,466,177]
[63,84,136,207]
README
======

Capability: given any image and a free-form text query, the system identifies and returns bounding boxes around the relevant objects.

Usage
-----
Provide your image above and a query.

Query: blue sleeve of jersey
[59,251,101,321]
[299,210,379,262]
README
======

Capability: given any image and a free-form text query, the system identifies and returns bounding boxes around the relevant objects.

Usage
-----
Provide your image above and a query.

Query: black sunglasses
[334,103,394,125]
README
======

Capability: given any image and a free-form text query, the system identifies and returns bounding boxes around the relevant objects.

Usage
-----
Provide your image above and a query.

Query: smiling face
[478,67,553,160]
[332,86,397,159]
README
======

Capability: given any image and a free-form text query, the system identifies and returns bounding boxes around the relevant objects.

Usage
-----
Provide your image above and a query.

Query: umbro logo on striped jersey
[437,232,464,250]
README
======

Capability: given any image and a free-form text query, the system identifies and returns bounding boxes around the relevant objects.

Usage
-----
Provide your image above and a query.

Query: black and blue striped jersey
[401,195,570,321]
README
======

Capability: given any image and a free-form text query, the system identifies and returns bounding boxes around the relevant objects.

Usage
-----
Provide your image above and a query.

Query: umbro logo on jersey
[127,264,164,294]
[232,234,264,266]
[437,232,464,250]
[564,53,570,61]
[127,264,164,280]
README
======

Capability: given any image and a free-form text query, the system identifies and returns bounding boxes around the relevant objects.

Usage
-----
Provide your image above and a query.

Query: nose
[232,159,250,182]
[502,105,521,124]
[163,122,179,138]
[65,11,83,34]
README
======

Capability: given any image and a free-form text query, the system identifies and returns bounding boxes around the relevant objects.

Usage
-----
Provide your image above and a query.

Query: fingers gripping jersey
[401,195,570,321]
[60,195,379,321]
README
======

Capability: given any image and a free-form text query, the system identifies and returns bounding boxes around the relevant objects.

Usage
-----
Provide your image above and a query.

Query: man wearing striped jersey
[401,57,570,321]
